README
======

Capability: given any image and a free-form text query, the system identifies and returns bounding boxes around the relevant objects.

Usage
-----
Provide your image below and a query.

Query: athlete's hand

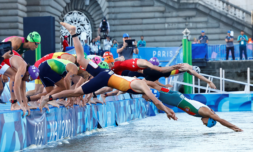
[179,63,190,71]
[20,104,27,117]
[174,64,183,70]
[208,82,216,89]
[232,126,243,132]
[2,51,13,59]
[164,84,173,88]
[2,75,8,83]
[167,108,178,121]
[23,101,31,116]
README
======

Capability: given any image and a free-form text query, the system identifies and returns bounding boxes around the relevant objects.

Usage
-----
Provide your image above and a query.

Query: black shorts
[81,70,112,94]
[121,70,145,77]
[39,62,63,87]
[86,61,105,77]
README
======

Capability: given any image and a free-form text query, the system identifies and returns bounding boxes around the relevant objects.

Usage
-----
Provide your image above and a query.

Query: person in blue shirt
[83,39,90,55]
[137,35,146,47]
[225,30,235,60]
[198,30,208,44]
[112,39,118,48]
[237,30,248,60]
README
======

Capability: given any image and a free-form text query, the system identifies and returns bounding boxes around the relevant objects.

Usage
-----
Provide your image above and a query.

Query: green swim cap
[27,31,41,43]
[98,61,109,69]
[73,53,87,59]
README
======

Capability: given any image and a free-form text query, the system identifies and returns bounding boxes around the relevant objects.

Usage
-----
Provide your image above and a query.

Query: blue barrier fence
[207,43,253,61]
[160,93,253,113]
[0,97,158,152]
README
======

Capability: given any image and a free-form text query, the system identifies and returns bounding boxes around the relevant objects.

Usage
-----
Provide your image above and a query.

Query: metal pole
[223,70,225,92]
[192,75,195,94]
[220,68,222,93]
[247,67,250,93]
[198,78,200,93]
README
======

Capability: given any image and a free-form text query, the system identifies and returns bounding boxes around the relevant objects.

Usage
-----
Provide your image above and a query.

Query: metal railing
[172,0,252,25]
[168,68,252,94]
[208,43,253,61]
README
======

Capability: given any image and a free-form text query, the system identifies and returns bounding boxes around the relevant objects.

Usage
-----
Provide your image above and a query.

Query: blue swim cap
[227,30,231,33]
[207,118,217,128]
[123,33,129,38]
[150,89,160,98]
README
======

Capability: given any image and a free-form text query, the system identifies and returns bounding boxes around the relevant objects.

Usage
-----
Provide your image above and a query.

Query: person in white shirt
[103,36,112,54]
[90,38,98,55]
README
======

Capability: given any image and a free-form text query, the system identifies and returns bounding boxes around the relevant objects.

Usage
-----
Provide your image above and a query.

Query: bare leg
[94,87,113,95]
[26,84,43,96]
[40,87,84,111]
[60,22,89,69]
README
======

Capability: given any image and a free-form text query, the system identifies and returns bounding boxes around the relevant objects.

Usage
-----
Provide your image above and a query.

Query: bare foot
[56,99,68,106]
[48,100,60,108]
[28,102,39,109]
[29,101,39,107]
[60,22,76,35]
[11,103,21,110]
[39,96,49,112]
[89,100,96,104]
[100,94,106,104]
[93,98,103,104]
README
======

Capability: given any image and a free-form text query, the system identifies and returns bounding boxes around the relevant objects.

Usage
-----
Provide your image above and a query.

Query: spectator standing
[225,31,235,60]
[112,39,118,48]
[90,38,98,55]
[117,33,139,60]
[137,35,146,47]
[103,36,112,53]
[95,36,101,50]
[62,36,69,52]
[237,30,248,60]
[198,31,209,44]
[83,39,90,55]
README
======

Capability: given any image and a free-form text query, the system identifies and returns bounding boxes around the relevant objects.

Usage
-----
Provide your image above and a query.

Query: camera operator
[98,16,110,36]
[117,33,139,59]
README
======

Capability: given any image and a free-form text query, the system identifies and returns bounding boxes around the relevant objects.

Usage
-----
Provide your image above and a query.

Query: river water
[24,112,253,152]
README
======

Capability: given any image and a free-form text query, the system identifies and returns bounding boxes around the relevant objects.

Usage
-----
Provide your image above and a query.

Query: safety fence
[0,95,158,152]
[207,43,253,61]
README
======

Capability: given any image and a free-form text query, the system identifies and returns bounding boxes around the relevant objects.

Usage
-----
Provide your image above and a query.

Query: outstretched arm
[132,80,177,120]
[188,70,216,89]
[199,107,242,132]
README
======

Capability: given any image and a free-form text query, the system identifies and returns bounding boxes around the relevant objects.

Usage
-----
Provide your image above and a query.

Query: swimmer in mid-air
[143,89,242,132]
